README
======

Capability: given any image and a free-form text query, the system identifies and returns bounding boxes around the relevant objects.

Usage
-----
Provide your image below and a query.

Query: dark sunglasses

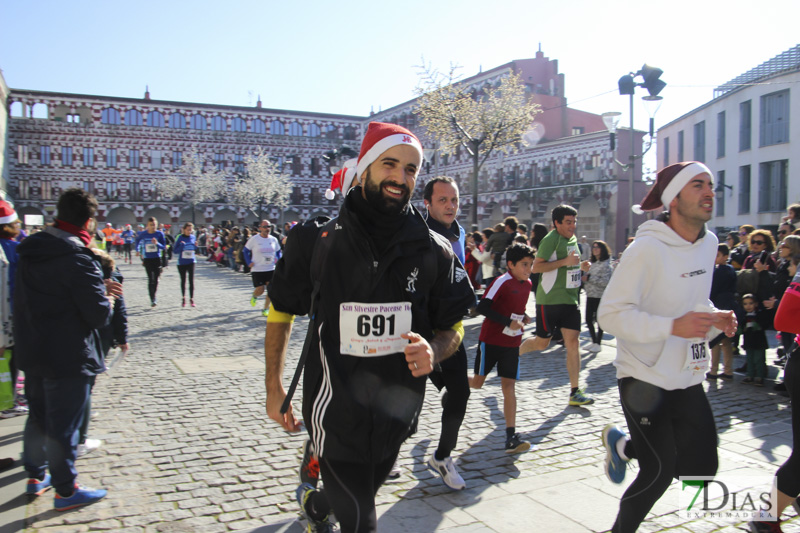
[750,240,766,245]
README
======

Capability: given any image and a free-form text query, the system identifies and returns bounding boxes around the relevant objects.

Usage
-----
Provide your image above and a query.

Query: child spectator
[469,243,534,454]
[740,293,771,386]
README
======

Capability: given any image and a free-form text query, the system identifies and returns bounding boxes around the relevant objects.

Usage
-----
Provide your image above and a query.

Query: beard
[362,168,410,216]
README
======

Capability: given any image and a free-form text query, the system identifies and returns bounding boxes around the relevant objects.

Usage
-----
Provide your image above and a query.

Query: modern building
[3,48,645,251]
[658,44,800,234]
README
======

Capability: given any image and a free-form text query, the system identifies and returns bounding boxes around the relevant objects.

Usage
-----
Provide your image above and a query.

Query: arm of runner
[264,315,301,432]
[531,251,580,274]
[402,327,461,377]
[476,297,512,327]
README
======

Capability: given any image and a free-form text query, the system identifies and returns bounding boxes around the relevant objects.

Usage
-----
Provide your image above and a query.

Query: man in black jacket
[15,189,121,511]
[264,123,474,532]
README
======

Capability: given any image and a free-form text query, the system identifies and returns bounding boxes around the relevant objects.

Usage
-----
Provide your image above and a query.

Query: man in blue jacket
[15,188,121,511]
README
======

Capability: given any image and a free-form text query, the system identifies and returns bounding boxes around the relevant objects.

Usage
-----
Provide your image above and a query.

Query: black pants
[143,258,162,302]
[428,344,470,458]
[777,348,800,496]
[123,243,132,262]
[585,296,603,344]
[177,264,195,298]
[613,378,718,533]
[309,453,397,533]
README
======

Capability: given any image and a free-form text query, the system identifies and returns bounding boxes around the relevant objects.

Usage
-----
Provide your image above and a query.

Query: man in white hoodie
[597,161,737,533]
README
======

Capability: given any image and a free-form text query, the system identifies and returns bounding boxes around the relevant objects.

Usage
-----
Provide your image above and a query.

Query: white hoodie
[597,220,718,390]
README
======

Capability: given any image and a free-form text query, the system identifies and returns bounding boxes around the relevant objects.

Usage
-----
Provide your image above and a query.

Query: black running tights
[777,348,800,497]
[585,297,603,344]
[612,378,718,533]
[177,264,194,298]
[143,258,161,302]
[428,343,470,458]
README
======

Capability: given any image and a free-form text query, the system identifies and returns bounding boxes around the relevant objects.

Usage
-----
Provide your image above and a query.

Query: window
[231,117,247,132]
[42,180,52,200]
[151,150,162,170]
[270,120,284,135]
[131,182,141,201]
[591,154,601,169]
[130,149,140,169]
[252,119,266,134]
[717,111,725,158]
[211,116,227,131]
[738,165,751,215]
[172,151,182,169]
[715,170,725,217]
[292,155,302,175]
[343,126,356,140]
[147,111,165,127]
[62,147,73,166]
[288,122,303,136]
[677,130,684,162]
[739,100,751,151]
[67,114,80,123]
[760,90,790,146]
[83,181,92,193]
[571,126,584,136]
[326,125,338,139]
[214,153,225,171]
[190,114,206,130]
[107,148,117,168]
[18,180,29,199]
[310,157,319,176]
[40,145,51,166]
[308,124,321,137]
[234,154,244,174]
[125,109,142,126]
[83,148,94,167]
[758,160,788,212]
[101,108,120,125]
[107,182,118,199]
[17,145,29,165]
[693,121,705,162]
[169,113,186,128]
[663,137,670,167]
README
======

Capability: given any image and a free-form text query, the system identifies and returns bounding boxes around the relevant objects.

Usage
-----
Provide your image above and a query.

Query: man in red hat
[596,162,737,533]
[264,122,474,532]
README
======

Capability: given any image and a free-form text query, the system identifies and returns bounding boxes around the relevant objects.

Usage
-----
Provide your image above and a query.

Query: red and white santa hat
[632,161,712,214]
[355,122,423,178]
[0,200,18,225]
[325,158,358,200]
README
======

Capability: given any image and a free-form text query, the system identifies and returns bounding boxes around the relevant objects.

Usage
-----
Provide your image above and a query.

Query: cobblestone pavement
[12,259,798,532]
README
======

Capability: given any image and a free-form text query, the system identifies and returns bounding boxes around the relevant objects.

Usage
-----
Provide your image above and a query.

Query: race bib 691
[339,302,412,357]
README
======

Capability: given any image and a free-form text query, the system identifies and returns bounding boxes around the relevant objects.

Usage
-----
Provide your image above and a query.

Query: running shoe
[427,455,466,490]
[182,298,186,308]
[742,377,754,384]
[748,520,783,532]
[719,373,734,381]
[706,373,718,381]
[299,441,320,489]
[250,296,257,307]
[588,343,602,353]
[295,483,335,532]
[151,300,157,308]
[54,483,107,511]
[601,424,629,484]
[504,433,530,454]
[262,309,269,317]
[191,299,196,308]
[1,405,29,418]
[26,474,52,496]
[77,438,103,457]
[569,389,594,406]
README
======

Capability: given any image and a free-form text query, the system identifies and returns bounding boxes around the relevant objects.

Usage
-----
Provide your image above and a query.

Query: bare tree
[156,146,228,225]
[230,147,293,222]
[415,63,542,226]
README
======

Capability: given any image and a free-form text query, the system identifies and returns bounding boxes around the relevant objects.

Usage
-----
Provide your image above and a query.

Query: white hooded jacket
[597,219,719,390]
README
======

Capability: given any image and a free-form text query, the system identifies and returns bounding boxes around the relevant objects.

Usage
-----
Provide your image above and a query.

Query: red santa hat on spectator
[0,200,18,225]
[325,158,358,200]
[355,122,423,179]
[632,161,712,214]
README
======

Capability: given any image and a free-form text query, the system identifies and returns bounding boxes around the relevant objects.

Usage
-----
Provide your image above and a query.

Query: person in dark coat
[708,244,739,380]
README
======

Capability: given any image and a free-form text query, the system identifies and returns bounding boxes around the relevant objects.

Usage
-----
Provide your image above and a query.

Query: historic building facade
[4,48,645,251]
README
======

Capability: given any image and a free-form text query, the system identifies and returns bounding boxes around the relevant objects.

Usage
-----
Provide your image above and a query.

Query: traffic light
[639,64,666,96]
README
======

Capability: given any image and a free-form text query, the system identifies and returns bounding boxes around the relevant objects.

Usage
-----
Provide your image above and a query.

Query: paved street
[0,258,796,532]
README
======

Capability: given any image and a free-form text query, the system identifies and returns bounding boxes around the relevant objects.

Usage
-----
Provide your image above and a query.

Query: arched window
[231,117,247,132]
[169,113,186,128]
[101,108,120,125]
[125,109,142,126]
[9,102,24,117]
[211,116,227,131]
[308,124,321,137]
[252,119,266,134]
[30,103,48,119]
[270,120,284,135]
[288,122,303,136]
[326,125,338,139]
[147,110,164,127]
[190,114,206,130]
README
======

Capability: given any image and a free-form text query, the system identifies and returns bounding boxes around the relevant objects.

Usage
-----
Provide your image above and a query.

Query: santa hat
[356,122,423,178]
[325,158,358,200]
[0,200,18,225]
[632,161,712,215]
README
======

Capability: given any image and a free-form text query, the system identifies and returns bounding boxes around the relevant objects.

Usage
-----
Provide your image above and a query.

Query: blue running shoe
[295,483,334,532]
[601,424,629,484]
[54,484,107,511]
[26,474,52,496]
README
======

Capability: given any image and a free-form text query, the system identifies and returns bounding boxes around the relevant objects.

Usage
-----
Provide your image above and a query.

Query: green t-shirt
[535,230,581,305]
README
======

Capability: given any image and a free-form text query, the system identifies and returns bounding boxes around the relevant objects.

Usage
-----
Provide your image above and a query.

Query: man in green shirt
[520,204,593,405]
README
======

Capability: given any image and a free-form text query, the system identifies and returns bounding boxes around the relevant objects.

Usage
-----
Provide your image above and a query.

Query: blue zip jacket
[135,230,166,259]
[121,229,135,244]
[172,235,197,265]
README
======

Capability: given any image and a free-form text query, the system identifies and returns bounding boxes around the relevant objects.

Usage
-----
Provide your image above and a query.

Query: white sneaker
[589,343,602,353]
[428,455,466,490]
[77,438,103,457]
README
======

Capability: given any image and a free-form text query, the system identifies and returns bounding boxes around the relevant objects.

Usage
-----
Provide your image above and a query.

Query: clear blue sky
[2,0,798,142]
